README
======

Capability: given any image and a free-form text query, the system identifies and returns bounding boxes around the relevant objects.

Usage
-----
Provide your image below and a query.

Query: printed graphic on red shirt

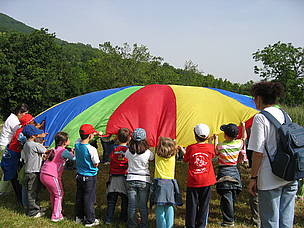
[184,143,216,187]
[110,145,128,175]
[192,152,209,174]
[114,149,126,161]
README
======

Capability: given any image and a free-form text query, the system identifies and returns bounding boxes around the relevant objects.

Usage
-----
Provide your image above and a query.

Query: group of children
[1,116,247,228]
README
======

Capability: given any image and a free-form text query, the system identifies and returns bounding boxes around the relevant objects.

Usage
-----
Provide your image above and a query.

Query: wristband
[250,176,258,180]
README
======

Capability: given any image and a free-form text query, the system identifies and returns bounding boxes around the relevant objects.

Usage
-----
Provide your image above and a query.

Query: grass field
[0,159,304,228]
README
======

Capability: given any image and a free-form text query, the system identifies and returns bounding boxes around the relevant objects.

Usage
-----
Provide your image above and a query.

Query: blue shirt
[75,142,100,176]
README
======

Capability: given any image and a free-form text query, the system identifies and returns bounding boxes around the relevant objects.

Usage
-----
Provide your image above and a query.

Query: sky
[1,0,304,83]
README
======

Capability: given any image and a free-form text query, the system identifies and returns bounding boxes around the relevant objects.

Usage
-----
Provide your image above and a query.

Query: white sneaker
[85,219,100,227]
[40,207,47,212]
[33,211,45,218]
[51,217,64,222]
[75,217,83,224]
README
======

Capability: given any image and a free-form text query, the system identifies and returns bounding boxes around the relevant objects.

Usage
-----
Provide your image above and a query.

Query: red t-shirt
[183,143,216,187]
[8,127,23,152]
[109,145,128,175]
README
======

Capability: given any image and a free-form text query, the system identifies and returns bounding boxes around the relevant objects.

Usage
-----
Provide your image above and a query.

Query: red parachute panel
[106,84,176,146]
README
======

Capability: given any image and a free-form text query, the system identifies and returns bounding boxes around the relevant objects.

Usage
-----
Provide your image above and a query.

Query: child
[74,124,101,227]
[180,123,216,228]
[1,113,34,206]
[125,128,154,228]
[214,122,246,227]
[22,124,47,217]
[0,103,29,195]
[40,132,75,222]
[105,128,130,224]
[151,137,183,228]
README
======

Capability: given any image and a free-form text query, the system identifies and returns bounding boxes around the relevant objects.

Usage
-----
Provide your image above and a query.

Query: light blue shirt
[75,142,100,176]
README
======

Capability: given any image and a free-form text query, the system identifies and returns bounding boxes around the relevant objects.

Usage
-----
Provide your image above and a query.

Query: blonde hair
[156,137,177,158]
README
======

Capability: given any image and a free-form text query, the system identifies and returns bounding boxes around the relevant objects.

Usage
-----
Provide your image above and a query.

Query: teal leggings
[155,205,174,228]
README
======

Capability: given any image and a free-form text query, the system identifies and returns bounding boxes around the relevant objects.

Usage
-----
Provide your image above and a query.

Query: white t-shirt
[125,149,154,183]
[248,106,291,190]
[0,113,20,147]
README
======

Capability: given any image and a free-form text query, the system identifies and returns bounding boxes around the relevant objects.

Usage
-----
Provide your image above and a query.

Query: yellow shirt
[154,154,175,179]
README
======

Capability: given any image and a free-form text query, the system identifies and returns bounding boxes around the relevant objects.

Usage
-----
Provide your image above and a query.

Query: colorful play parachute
[35,84,258,147]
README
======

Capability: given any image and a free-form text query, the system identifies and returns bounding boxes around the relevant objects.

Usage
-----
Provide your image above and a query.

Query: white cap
[194,123,210,138]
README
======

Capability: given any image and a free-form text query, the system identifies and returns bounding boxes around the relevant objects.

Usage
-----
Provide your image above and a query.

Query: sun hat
[194,123,210,138]
[132,128,146,141]
[79,124,97,135]
[19,114,34,126]
[220,123,239,138]
[22,124,44,137]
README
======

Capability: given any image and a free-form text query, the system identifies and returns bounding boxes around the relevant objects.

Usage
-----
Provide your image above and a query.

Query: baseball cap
[20,114,34,126]
[194,123,210,138]
[132,128,146,141]
[22,124,44,137]
[220,123,239,138]
[79,124,97,135]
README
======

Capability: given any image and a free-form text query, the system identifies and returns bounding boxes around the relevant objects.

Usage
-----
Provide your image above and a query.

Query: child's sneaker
[33,211,45,218]
[75,217,83,224]
[85,219,100,227]
[40,207,47,212]
[220,222,235,227]
[51,217,64,222]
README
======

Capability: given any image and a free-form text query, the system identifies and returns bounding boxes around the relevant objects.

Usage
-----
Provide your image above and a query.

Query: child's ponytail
[44,149,55,161]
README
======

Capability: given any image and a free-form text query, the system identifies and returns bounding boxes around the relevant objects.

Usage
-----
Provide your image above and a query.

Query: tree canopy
[253,42,304,105]
[0,29,251,119]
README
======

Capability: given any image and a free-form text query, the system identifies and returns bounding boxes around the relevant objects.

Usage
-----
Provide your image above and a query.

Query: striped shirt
[217,139,243,166]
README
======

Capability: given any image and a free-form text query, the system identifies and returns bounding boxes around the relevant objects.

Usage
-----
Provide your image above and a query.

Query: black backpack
[261,110,304,181]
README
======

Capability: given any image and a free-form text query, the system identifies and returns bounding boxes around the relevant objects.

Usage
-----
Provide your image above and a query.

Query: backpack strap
[261,109,291,164]
[280,109,292,125]
[260,110,281,164]
[260,110,282,129]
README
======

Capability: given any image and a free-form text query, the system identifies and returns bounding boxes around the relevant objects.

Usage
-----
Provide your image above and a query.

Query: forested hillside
[0,13,35,34]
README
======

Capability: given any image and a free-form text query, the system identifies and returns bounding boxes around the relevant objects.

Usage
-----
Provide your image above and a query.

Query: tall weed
[282,105,304,126]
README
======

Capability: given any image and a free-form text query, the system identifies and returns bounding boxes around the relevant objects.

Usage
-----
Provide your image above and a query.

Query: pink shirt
[40,146,73,179]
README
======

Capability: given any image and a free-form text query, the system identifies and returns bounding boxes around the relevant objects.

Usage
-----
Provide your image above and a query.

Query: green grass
[282,105,304,126]
[1,105,304,227]
[1,161,304,228]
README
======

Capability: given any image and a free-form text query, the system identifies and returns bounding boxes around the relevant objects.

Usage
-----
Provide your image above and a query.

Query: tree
[184,59,199,73]
[0,29,67,117]
[253,42,304,105]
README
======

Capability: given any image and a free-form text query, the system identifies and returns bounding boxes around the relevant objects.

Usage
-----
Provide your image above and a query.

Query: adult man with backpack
[247,81,299,228]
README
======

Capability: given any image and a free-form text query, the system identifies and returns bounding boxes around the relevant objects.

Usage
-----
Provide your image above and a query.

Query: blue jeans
[258,181,298,228]
[127,180,150,228]
[155,205,174,228]
[22,185,28,209]
[105,192,128,223]
[218,189,237,224]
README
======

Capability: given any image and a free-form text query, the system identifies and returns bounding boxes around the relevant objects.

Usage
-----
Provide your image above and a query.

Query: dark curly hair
[251,81,284,105]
